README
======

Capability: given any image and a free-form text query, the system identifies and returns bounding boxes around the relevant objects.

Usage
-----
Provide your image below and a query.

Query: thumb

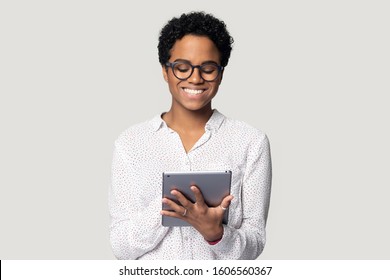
[220,195,234,210]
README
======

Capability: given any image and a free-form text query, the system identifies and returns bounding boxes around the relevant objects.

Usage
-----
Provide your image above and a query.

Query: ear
[162,65,169,82]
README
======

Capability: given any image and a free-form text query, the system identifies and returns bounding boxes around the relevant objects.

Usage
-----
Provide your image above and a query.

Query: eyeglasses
[165,61,224,82]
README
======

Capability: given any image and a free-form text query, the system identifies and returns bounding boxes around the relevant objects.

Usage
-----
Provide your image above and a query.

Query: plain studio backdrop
[0,0,389,259]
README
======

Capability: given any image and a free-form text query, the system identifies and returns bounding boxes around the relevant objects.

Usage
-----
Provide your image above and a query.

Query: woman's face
[162,34,222,113]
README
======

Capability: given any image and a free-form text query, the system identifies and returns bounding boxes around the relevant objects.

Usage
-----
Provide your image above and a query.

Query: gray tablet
[162,170,232,227]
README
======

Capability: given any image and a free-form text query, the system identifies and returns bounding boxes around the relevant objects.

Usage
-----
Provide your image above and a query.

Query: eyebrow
[173,59,219,65]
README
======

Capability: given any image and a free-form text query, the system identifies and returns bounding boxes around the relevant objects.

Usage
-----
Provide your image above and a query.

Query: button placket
[184,154,192,170]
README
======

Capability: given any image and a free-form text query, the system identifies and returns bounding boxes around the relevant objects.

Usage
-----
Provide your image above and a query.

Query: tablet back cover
[162,170,231,227]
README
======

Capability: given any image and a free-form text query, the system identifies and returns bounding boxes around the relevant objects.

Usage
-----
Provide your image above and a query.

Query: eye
[174,63,191,73]
[201,64,218,74]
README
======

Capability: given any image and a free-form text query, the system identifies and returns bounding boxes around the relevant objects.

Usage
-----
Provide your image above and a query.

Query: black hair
[158,11,234,67]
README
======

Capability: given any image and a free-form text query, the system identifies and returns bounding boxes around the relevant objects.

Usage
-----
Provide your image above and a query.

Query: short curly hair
[158,11,234,67]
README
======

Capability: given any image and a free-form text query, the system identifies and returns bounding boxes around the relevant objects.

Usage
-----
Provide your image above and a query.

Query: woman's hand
[161,186,234,242]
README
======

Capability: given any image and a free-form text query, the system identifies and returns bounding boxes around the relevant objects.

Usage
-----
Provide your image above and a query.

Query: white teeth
[183,88,204,95]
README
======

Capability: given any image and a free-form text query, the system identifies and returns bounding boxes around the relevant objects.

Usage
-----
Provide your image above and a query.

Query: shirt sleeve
[109,142,169,259]
[209,133,272,259]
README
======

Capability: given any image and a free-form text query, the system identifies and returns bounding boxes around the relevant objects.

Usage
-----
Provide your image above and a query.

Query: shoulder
[114,116,160,149]
[222,115,269,145]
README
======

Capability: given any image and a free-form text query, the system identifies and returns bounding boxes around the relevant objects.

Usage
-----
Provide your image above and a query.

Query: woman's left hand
[161,186,234,242]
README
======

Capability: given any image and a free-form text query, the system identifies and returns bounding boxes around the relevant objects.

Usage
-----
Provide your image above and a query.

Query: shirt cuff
[206,238,222,245]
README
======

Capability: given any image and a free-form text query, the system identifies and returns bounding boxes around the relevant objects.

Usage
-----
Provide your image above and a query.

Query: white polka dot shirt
[109,110,272,259]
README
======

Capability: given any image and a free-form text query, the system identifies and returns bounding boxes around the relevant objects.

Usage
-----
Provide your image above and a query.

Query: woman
[109,11,272,260]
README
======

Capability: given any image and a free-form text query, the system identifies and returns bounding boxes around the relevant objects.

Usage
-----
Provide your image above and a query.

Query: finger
[162,197,186,214]
[160,209,187,219]
[170,189,192,208]
[190,185,206,207]
[220,195,234,210]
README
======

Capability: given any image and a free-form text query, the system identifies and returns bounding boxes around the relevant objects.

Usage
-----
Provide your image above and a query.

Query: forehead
[170,34,221,64]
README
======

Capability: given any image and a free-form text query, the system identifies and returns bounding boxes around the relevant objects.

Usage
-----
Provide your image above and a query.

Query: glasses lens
[200,64,219,81]
[173,62,192,80]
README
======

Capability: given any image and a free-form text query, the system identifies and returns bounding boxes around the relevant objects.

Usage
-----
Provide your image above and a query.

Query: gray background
[1,0,389,259]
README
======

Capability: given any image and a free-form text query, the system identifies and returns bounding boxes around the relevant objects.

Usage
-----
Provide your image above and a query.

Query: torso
[177,129,205,153]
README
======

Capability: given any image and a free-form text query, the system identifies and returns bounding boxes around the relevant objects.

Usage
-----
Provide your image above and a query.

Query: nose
[188,67,204,84]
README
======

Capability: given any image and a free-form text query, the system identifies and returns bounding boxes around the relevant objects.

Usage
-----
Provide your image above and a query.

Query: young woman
[109,12,272,260]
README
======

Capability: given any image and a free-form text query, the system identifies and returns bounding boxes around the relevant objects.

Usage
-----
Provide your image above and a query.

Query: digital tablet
[162,170,232,227]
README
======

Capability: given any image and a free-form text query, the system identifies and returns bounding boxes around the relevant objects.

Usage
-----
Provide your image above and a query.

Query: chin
[183,102,212,112]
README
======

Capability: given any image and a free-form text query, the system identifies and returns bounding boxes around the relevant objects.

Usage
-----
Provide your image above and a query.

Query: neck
[163,105,213,132]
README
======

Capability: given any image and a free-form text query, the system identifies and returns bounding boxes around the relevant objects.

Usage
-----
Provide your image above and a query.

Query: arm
[211,134,272,259]
[109,143,169,259]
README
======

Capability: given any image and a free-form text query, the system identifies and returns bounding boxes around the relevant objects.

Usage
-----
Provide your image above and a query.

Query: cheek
[167,71,181,84]
[210,83,220,95]
[167,77,182,93]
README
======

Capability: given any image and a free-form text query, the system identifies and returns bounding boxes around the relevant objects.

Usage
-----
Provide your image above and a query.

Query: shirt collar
[205,109,225,132]
[150,109,225,132]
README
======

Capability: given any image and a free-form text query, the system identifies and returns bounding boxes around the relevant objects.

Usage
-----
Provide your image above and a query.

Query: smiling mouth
[182,88,206,95]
